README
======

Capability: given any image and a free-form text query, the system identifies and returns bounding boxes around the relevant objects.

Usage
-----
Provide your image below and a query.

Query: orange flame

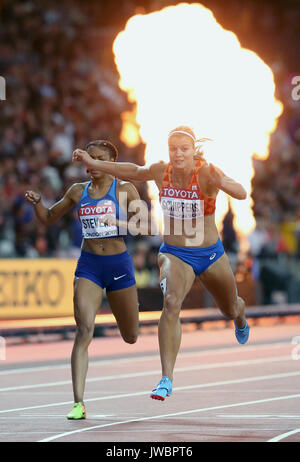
[120,108,141,147]
[113,3,283,242]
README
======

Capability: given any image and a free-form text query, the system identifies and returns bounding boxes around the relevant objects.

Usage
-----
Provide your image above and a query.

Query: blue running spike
[150,376,173,401]
[234,320,250,344]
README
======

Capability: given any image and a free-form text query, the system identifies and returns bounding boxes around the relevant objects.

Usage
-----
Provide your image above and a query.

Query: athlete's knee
[163,292,182,318]
[75,322,94,344]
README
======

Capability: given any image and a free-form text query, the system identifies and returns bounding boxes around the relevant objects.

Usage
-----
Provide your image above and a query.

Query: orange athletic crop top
[159,159,216,219]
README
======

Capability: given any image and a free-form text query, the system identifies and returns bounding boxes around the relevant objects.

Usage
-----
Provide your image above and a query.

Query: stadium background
[0,0,300,326]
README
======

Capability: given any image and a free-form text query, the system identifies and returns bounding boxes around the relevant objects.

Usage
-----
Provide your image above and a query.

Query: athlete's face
[87,147,113,179]
[168,134,195,170]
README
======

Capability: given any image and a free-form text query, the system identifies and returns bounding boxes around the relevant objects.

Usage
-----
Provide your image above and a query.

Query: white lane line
[87,428,292,433]
[0,432,60,435]
[0,341,291,376]
[38,393,300,442]
[0,414,114,419]
[267,428,300,442]
[0,427,291,436]
[218,414,300,419]
[0,355,291,393]
[1,370,300,415]
[0,356,159,376]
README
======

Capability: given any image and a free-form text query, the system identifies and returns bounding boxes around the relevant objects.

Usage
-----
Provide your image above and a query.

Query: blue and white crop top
[77,179,123,239]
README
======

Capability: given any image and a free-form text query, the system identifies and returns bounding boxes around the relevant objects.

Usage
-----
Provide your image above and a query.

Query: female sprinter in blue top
[25,140,140,418]
[72,127,250,402]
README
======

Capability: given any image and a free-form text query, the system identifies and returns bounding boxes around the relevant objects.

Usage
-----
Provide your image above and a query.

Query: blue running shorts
[159,238,225,276]
[75,250,136,291]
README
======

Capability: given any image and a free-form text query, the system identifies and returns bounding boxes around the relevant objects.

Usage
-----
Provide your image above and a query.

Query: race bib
[79,200,118,238]
[160,188,204,220]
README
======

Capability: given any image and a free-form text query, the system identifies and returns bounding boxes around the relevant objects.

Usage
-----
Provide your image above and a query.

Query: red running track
[1,319,300,442]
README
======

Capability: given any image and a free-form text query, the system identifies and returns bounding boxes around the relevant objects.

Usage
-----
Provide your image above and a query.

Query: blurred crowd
[0,0,299,300]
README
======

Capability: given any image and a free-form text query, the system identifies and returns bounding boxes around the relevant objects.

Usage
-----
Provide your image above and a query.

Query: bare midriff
[82,237,127,256]
[163,213,219,248]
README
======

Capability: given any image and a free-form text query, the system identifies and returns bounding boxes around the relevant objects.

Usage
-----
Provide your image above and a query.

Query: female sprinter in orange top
[72,127,250,401]
[25,140,141,417]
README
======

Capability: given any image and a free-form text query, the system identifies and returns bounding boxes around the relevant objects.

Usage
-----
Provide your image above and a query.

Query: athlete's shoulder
[196,162,219,197]
[117,178,135,188]
[68,181,89,192]
[195,158,212,178]
[117,179,140,198]
[66,182,88,202]
[199,160,209,171]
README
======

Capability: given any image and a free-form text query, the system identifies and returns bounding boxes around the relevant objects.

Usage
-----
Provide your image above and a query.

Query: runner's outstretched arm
[73,149,156,182]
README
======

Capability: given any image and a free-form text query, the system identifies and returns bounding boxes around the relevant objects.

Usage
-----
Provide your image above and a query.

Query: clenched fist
[72,149,94,168]
[25,190,41,206]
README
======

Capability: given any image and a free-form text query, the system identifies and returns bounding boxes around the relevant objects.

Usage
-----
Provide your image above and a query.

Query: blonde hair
[168,126,212,160]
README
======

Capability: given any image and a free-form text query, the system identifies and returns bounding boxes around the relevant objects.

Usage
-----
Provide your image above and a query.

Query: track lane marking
[1,370,300,415]
[0,355,291,392]
[38,393,300,442]
[268,428,300,442]
[218,414,300,419]
[0,341,292,376]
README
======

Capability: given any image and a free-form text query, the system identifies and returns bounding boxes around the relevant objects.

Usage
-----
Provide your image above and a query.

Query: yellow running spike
[66,402,86,420]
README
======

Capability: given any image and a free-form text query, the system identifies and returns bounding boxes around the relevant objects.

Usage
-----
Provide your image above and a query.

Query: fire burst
[113,2,283,241]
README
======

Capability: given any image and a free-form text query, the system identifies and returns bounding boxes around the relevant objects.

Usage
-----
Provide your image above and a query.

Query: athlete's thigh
[197,253,237,314]
[73,277,103,326]
[106,285,139,338]
[158,252,195,304]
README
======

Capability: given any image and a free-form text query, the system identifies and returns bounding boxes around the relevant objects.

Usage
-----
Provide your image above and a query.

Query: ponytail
[194,138,213,160]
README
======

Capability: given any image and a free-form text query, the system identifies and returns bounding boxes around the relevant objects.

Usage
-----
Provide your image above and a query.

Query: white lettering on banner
[162,188,199,200]
[79,204,116,216]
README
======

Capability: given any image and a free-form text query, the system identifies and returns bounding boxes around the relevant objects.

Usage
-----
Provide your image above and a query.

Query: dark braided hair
[86,140,118,161]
